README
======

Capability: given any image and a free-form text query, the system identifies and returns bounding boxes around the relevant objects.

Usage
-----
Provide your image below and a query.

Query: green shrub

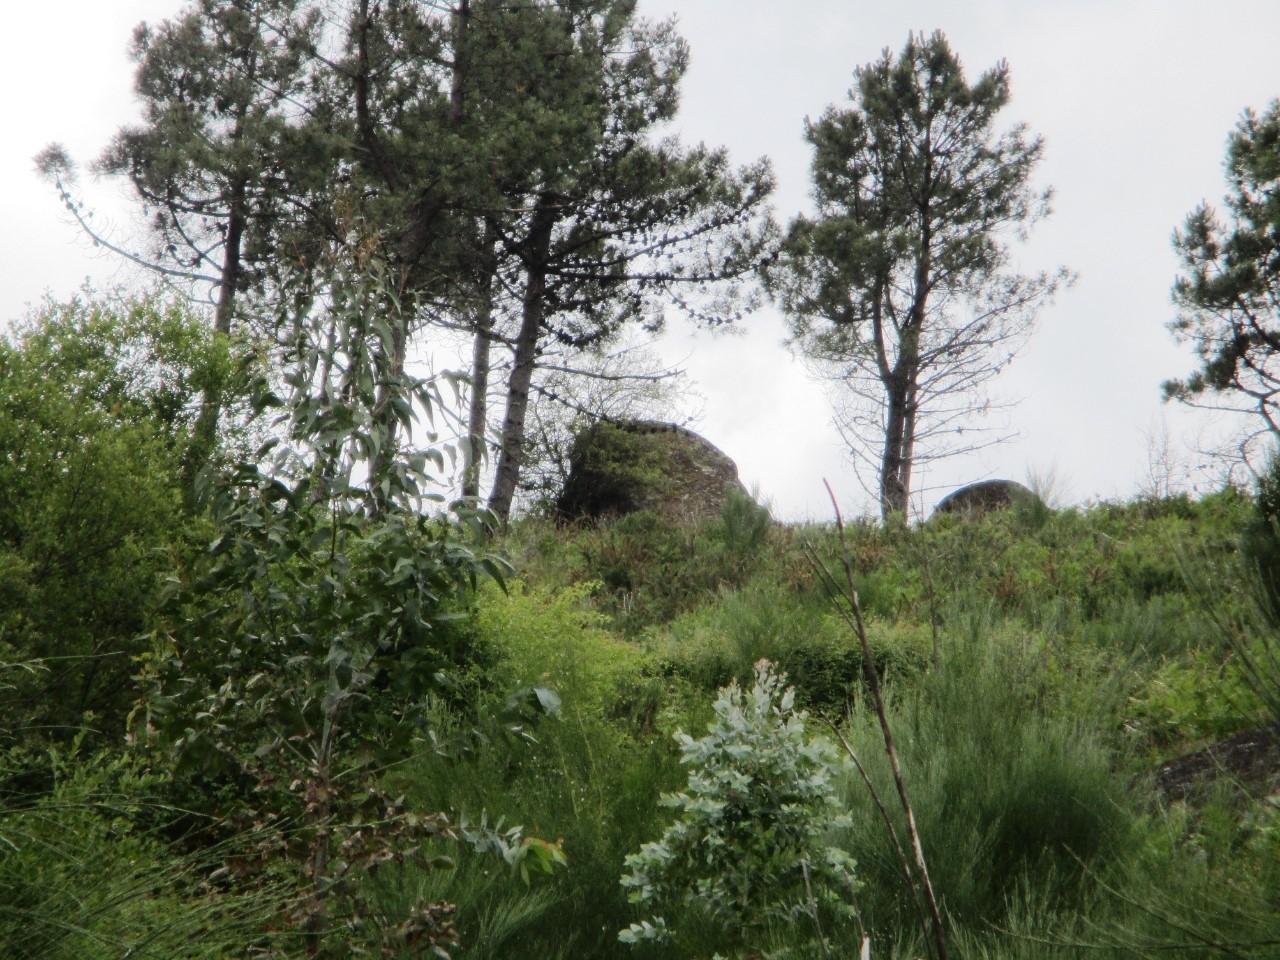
[1242,449,1280,624]
[0,295,234,742]
[653,580,930,712]
[384,690,687,959]
[364,851,568,960]
[619,661,860,956]
[474,579,647,717]
[511,493,778,634]
[713,485,772,560]
[558,422,675,518]
[1126,644,1271,746]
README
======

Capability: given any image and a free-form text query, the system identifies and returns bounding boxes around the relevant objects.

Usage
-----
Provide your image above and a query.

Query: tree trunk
[486,284,541,522]
[183,172,248,498]
[487,197,557,522]
[366,298,409,515]
[878,204,930,521]
[461,217,498,501]
[879,325,921,520]
[879,373,911,521]
[213,179,247,337]
[462,282,495,502]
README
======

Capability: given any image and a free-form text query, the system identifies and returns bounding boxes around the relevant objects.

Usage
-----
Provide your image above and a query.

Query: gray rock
[932,479,1040,518]
[555,420,749,524]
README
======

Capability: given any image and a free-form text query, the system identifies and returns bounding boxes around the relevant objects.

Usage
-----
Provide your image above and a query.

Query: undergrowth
[6,489,1279,958]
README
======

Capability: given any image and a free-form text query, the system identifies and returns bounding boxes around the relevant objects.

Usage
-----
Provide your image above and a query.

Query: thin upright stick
[822,480,948,960]
[818,712,926,924]
[806,548,935,957]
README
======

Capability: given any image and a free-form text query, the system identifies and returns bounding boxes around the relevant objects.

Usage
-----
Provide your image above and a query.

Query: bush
[0,294,237,743]
[833,622,1131,942]
[473,579,648,718]
[0,746,280,959]
[556,421,675,518]
[383,683,686,959]
[1242,449,1280,624]
[653,579,930,712]
[1126,644,1271,746]
[619,661,860,956]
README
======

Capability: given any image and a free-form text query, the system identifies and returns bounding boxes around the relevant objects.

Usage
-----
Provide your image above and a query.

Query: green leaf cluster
[1166,99,1280,433]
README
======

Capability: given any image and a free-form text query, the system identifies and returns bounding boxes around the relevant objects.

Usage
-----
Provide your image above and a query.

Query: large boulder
[555,420,749,524]
[932,479,1040,518]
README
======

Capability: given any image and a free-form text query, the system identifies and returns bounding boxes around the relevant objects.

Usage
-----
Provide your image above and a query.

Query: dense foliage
[0,295,240,743]
[1166,99,1280,449]
[10,12,1280,960]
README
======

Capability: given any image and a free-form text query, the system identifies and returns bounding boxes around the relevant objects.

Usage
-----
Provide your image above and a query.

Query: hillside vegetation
[3,316,1278,957]
[11,2,1280,952]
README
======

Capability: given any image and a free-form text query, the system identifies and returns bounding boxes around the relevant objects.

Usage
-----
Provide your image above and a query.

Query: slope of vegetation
[2,296,1278,959]
[11,4,1280,955]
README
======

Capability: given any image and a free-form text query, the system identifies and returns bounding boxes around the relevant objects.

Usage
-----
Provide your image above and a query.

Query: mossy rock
[556,420,749,524]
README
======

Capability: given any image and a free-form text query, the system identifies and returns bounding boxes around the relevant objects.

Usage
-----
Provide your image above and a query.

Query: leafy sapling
[619,660,860,955]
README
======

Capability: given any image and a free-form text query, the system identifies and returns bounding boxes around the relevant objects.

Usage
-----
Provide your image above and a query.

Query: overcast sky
[4,1,1279,519]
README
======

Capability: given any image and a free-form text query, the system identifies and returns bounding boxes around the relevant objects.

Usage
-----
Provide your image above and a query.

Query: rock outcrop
[932,479,1040,518]
[555,420,749,524]
[1154,726,1280,801]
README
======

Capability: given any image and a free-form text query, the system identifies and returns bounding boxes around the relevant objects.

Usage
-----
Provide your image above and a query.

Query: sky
[4,1,1279,520]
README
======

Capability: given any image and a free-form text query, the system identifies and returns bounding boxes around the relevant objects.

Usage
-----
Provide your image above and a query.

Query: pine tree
[769,32,1065,520]
[49,0,775,518]
[99,0,324,333]
[475,4,775,519]
[1165,100,1280,452]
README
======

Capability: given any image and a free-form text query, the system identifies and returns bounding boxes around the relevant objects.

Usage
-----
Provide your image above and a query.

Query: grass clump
[0,746,286,960]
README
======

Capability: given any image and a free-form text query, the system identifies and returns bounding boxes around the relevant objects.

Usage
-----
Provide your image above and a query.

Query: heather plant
[619,660,860,956]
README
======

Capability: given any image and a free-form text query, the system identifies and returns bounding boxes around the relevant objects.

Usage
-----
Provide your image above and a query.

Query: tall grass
[6,491,1269,958]
[0,749,291,959]
[831,613,1132,946]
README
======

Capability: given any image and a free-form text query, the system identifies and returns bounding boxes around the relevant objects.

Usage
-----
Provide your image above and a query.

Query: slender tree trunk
[461,215,497,501]
[879,372,911,520]
[462,279,495,501]
[356,0,480,514]
[353,0,398,190]
[182,32,258,498]
[366,295,409,515]
[878,204,931,521]
[486,285,541,522]
[183,172,248,497]
[487,198,557,521]
[214,180,247,337]
[900,379,918,514]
